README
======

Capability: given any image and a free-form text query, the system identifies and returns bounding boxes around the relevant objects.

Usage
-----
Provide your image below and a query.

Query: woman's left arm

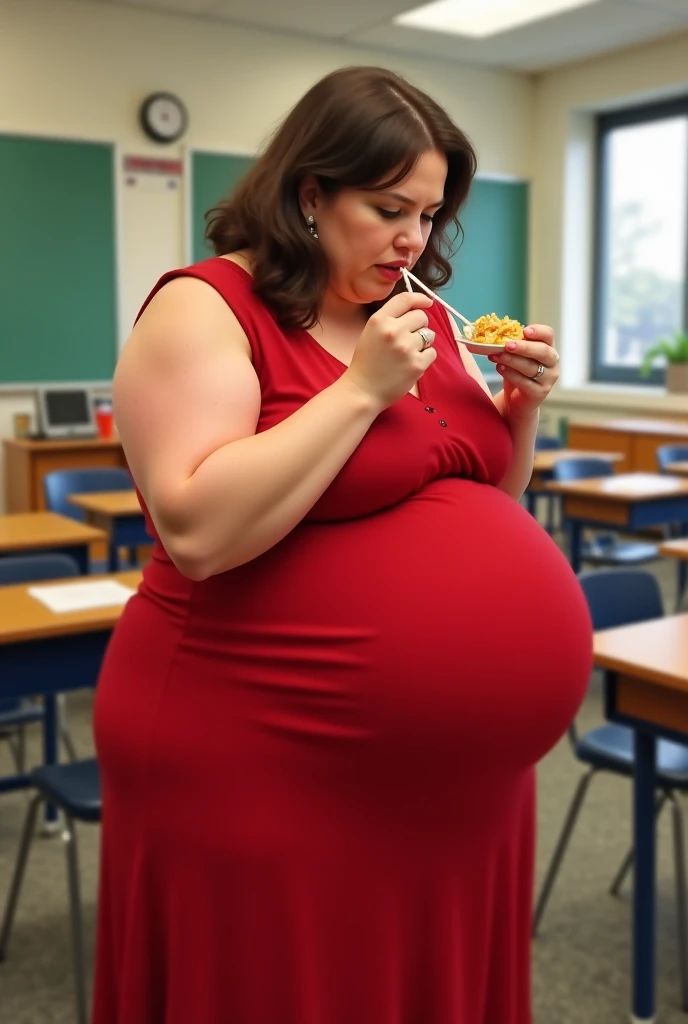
[449,319,560,501]
[489,324,560,499]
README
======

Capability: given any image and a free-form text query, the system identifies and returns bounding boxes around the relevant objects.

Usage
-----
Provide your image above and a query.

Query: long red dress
[92,257,592,1024]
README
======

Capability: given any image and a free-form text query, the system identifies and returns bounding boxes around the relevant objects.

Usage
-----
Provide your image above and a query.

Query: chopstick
[401,268,475,337]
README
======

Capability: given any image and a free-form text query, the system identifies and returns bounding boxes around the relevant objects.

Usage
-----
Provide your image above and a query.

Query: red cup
[95,403,114,440]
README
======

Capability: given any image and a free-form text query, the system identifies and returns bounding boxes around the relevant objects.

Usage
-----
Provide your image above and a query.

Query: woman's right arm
[114,277,433,580]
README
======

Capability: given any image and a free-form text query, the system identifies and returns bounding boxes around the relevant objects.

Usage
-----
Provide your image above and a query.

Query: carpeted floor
[0,540,686,1022]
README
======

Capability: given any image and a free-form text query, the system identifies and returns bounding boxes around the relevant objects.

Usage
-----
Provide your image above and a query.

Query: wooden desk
[0,570,141,802]
[0,569,141,646]
[68,490,149,571]
[660,538,688,562]
[594,613,688,1023]
[544,473,688,572]
[667,461,688,477]
[0,512,107,575]
[3,437,127,513]
[568,418,688,474]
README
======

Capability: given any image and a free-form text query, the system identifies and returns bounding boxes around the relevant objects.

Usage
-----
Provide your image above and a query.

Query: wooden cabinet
[567,418,688,473]
[3,438,128,513]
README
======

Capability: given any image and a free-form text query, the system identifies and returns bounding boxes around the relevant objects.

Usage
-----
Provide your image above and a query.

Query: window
[592,97,688,385]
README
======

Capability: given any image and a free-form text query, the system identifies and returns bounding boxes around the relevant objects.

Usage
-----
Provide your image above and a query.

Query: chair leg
[533,767,596,935]
[678,561,687,613]
[58,695,78,762]
[4,732,23,774]
[60,726,78,763]
[668,792,688,1012]
[62,815,89,1024]
[609,792,668,896]
[0,794,42,960]
[16,727,26,774]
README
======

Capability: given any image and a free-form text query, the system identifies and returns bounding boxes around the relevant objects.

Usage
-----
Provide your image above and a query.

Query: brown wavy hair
[205,66,477,330]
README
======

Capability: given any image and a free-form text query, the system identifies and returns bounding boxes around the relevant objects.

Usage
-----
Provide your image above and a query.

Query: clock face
[140,93,188,144]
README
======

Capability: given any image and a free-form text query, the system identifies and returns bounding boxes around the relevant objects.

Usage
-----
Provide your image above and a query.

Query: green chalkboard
[0,135,117,384]
[443,178,528,324]
[190,152,528,343]
[191,151,255,264]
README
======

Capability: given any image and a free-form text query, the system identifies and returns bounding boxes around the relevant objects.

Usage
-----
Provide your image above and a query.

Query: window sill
[552,382,688,415]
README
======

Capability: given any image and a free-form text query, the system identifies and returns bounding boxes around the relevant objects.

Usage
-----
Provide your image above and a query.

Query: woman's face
[306,148,448,308]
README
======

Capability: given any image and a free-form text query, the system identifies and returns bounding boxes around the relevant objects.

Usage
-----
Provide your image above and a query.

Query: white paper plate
[458,336,508,356]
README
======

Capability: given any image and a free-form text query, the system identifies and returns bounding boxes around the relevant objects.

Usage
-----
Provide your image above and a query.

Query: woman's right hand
[343,291,437,410]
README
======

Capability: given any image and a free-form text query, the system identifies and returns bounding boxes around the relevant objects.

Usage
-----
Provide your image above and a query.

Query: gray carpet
[0,542,686,1022]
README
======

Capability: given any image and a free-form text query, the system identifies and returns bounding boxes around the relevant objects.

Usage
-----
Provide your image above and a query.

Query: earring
[306,214,319,240]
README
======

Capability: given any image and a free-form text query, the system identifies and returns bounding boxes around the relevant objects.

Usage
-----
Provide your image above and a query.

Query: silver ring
[533,363,546,379]
[417,327,435,350]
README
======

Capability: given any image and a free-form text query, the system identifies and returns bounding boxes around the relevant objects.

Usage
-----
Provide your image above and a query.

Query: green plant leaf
[639,330,688,376]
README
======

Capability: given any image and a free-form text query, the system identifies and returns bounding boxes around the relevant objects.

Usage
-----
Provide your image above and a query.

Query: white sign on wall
[123,155,182,192]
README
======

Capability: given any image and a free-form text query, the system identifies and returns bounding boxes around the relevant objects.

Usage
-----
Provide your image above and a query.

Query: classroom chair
[43,466,136,569]
[0,554,80,771]
[0,758,100,1024]
[533,568,688,1010]
[534,435,563,451]
[553,457,658,566]
[657,444,688,474]
[656,444,688,608]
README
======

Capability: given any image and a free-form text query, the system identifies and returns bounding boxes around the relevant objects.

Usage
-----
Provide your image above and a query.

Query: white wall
[0,0,535,510]
[530,29,688,433]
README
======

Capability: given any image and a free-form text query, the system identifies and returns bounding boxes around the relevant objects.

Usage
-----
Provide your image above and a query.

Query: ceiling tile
[65,0,688,72]
[100,0,219,13]
[349,0,687,71]
[204,0,420,38]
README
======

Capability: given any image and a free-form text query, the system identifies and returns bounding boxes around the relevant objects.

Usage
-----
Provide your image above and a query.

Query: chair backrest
[0,553,81,586]
[657,444,688,473]
[43,467,133,520]
[552,457,614,483]
[534,435,563,451]
[578,568,664,631]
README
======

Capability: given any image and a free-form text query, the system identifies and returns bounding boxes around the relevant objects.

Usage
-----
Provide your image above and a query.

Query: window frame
[592,95,688,386]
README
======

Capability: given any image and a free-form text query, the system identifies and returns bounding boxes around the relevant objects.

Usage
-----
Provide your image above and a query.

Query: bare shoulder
[113,273,261,501]
[130,274,252,362]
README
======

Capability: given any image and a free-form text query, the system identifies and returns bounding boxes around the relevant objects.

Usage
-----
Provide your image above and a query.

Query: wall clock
[139,92,188,144]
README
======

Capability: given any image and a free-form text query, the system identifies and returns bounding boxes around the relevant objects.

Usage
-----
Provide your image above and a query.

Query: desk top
[68,490,142,517]
[667,462,688,476]
[544,472,688,502]
[594,613,688,692]
[3,437,122,452]
[0,569,142,645]
[532,449,624,472]
[570,418,688,437]
[0,512,106,552]
[659,538,688,561]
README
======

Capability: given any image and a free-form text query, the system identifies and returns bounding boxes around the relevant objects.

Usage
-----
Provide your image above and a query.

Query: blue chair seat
[576,724,688,786]
[30,759,101,822]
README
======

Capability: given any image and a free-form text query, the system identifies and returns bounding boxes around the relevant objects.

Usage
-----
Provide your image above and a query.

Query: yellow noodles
[470,313,523,346]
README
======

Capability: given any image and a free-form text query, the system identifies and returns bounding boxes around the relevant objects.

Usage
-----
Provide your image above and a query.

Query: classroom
[1,0,688,1021]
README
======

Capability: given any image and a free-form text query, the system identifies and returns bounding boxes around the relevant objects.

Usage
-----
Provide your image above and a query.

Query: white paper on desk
[28,581,136,614]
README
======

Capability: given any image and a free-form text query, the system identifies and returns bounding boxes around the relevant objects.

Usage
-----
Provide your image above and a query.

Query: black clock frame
[139,92,188,144]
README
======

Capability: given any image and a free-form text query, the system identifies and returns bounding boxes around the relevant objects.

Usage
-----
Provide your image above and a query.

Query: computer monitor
[35,385,96,439]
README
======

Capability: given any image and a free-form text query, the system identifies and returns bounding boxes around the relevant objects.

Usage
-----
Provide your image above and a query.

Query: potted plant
[640,329,688,393]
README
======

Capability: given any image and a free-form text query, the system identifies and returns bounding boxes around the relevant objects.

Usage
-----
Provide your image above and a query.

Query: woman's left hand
[488,324,559,422]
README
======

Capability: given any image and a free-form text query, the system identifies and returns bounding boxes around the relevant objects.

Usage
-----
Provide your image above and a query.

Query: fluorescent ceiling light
[395,0,602,38]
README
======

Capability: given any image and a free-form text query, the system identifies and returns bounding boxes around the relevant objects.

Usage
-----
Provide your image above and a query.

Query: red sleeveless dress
[92,257,592,1024]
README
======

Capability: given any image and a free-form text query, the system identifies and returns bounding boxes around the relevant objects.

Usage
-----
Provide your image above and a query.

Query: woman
[93,66,592,1024]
